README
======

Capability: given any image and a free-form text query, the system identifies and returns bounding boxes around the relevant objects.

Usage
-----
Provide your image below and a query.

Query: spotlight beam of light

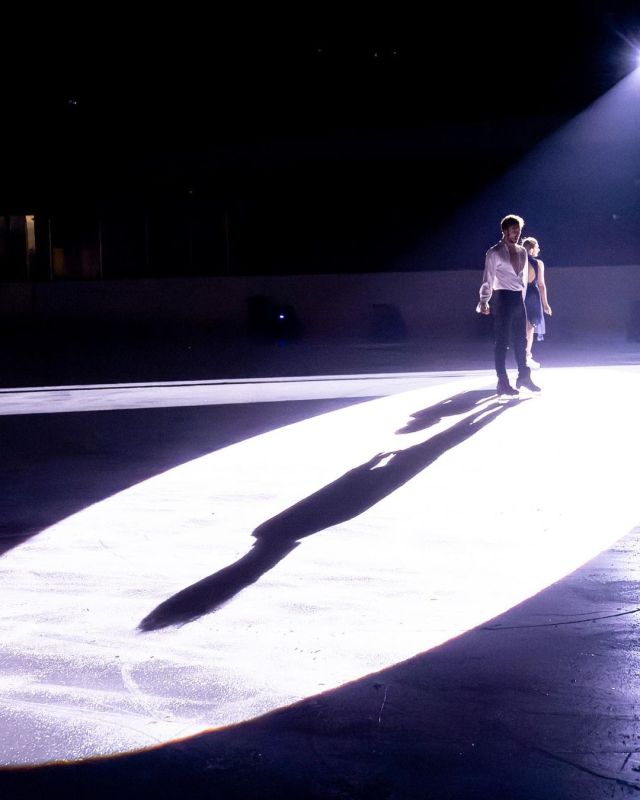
[0,368,638,767]
[407,65,640,272]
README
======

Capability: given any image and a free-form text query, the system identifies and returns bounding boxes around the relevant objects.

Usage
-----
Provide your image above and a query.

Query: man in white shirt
[478,214,541,396]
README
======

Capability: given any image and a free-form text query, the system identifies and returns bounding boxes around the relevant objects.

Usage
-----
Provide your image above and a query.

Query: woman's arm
[537,260,552,315]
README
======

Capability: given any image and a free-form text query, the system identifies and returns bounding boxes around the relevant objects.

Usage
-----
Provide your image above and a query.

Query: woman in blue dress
[522,237,552,369]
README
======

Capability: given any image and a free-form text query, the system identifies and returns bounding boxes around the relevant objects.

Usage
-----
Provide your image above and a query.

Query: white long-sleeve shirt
[479,241,528,304]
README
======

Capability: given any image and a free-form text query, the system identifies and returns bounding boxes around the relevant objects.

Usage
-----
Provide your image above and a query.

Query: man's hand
[478,301,490,315]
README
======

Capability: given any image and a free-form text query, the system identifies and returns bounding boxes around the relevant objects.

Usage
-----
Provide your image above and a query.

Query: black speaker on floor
[627,300,640,341]
[369,303,407,342]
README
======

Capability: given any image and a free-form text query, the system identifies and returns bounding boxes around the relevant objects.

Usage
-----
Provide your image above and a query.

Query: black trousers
[492,290,528,381]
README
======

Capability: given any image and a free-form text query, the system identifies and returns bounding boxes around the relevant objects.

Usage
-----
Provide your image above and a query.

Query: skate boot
[516,373,542,393]
[497,378,519,397]
[526,354,540,369]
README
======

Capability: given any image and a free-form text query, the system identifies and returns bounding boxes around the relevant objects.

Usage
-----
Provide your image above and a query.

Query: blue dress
[524,255,545,341]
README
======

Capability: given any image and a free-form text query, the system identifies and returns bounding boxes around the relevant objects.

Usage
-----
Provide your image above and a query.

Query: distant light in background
[609,25,640,77]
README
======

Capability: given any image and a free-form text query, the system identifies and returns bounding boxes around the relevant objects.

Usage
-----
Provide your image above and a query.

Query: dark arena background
[2,3,640,799]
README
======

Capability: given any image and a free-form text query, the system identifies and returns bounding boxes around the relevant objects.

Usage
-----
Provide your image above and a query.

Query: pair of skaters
[478,214,552,396]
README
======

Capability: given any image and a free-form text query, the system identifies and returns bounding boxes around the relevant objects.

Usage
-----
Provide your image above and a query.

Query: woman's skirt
[525,284,546,340]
